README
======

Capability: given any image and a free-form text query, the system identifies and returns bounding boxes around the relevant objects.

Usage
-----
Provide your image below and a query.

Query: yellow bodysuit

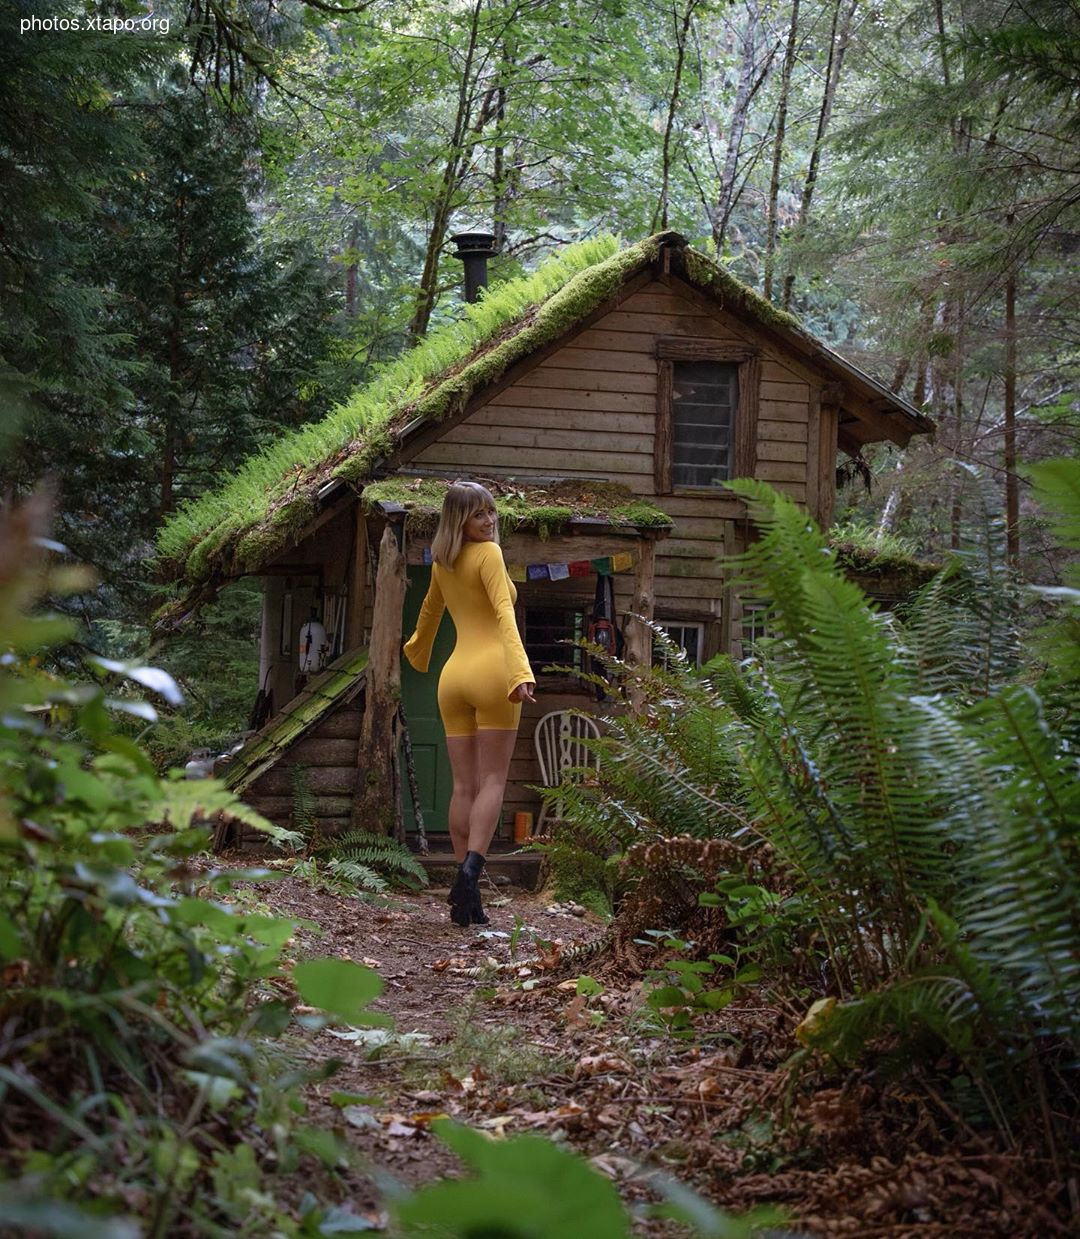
[403,540,534,736]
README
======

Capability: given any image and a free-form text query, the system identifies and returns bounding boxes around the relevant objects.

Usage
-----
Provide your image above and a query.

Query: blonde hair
[431,481,499,568]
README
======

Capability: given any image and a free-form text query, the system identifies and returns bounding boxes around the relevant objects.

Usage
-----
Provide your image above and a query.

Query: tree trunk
[713,0,763,250]
[1004,231,1019,568]
[653,0,699,233]
[407,0,486,343]
[344,218,359,317]
[161,189,186,518]
[949,294,967,550]
[352,523,406,835]
[763,0,799,301]
[781,0,857,310]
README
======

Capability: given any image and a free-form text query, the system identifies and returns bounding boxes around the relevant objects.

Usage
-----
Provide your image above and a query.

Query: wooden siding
[407,277,818,632]
[246,703,361,836]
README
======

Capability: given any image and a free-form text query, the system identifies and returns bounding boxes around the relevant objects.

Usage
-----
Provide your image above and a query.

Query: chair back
[532,710,601,832]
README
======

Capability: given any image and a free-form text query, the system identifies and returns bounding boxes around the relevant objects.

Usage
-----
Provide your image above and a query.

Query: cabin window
[672,362,737,487]
[653,620,704,669]
[523,605,586,675]
[655,339,760,494]
[740,599,771,649]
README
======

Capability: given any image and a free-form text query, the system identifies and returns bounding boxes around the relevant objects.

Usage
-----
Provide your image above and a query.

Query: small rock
[570,904,587,917]
[490,873,511,886]
[546,904,562,915]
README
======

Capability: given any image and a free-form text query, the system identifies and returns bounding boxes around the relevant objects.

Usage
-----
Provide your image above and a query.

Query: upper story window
[672,361,738,487]
[655,339,760,494]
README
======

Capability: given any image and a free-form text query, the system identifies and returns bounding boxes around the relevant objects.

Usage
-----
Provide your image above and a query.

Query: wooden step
[411,842,544,891]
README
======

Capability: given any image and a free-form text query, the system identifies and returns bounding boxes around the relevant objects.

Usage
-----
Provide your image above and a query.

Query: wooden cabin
[158,231,932,845]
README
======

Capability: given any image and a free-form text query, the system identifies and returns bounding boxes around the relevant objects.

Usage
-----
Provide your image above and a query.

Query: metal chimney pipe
[450,231,497,304]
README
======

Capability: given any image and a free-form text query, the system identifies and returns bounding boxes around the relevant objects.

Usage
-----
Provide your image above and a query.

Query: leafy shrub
[552,464,1080,1158]
[0,494,382,1233]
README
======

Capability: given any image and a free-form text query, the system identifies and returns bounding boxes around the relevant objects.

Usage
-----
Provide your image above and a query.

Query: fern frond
[314,830,428,886]
[325,857,389,893]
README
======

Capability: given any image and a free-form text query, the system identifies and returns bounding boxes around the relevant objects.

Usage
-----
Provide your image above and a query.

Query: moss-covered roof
[830,537,943,594]
[156,230,933,609]
[362,476,672,539]
[223,646,368,794]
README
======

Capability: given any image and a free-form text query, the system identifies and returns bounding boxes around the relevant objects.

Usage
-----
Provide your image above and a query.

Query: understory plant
[0,494,385,1234]
[553,463,1080,1164]
[308,828,430,892]
[288,762,429,892]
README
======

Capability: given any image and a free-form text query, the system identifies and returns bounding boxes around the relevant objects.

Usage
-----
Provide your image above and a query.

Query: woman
[403,482,536,926]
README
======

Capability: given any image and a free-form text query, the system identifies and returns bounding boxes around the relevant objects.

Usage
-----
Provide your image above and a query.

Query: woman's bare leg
[445,735,478,862]
[467,729,519,855]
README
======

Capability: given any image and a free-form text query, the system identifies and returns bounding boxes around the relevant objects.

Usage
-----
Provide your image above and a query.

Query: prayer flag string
[421,547,637,578]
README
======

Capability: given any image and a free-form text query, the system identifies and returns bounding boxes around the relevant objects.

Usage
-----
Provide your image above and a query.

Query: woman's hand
[510,682,536,705]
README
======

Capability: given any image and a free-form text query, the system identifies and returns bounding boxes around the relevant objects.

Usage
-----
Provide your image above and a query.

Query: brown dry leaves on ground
[237,866,1076,1238]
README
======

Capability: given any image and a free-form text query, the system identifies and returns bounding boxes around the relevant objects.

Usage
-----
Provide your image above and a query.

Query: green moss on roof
[157,233,649,585]
[224,647,369,794]
[681,248,803,334]
[156,230,836,597]
[362,476,672,539]
[830,536,942,590]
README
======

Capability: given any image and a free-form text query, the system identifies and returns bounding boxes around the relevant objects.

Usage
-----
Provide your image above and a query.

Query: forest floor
[230,863,1073,1238]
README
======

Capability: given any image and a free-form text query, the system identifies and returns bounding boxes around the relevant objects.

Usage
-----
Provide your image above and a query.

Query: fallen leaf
[564,994,589,1029]
[574,1054,632,1077]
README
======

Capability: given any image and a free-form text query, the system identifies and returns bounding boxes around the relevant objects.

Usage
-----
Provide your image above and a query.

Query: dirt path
[236,868,1069,1238]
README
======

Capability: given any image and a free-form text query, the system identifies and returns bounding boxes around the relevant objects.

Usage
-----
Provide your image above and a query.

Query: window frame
[655,338,760,495]
[521,602,588,684]
[652,619,705,669]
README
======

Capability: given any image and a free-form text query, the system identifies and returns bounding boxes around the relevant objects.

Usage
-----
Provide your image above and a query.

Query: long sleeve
[402,571,445,672]
[476,542,534,697]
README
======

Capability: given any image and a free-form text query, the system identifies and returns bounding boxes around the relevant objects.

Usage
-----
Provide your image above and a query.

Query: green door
[401,565,455,833]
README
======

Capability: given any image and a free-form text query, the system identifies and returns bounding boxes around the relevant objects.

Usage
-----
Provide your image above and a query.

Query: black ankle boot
[470,883,490,925]
[449,851,485,927]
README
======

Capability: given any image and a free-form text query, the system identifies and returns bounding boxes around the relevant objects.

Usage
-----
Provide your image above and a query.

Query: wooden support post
[817,402,840,531]
[352,523,406,835]
[345,507,368,651]
[625,537,657,708]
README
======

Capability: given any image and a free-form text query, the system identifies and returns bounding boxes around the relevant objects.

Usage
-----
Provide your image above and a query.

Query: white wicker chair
[533,710,601,835]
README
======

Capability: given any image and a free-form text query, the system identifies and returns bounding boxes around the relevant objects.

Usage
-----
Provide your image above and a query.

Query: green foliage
[640,930,762,1037]
[4,72,341,624]
[310,829,429,891]
[394,1119,630,1238]
[0,494,384,1231]
[534,822,617,915]
[293,958,388,1027]
[394,1120,779,1239]
[559,467,1080,1155]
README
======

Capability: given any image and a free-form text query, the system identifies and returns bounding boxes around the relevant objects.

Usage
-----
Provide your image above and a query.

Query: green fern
[325,857,389,893]
[290,763,317,840]
[313,830,428,888]
[550,465,1080,1156]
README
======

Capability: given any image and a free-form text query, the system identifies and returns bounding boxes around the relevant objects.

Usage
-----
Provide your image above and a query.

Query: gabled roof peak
[154,232,932,619]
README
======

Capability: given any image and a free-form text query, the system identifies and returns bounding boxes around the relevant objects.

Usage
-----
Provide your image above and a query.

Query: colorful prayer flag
[548,563,570,580]
[568,560,592,578]
[591,557,613,575]
[508,563,527,582]
[611,551,634,572]
[527,563,550,581]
